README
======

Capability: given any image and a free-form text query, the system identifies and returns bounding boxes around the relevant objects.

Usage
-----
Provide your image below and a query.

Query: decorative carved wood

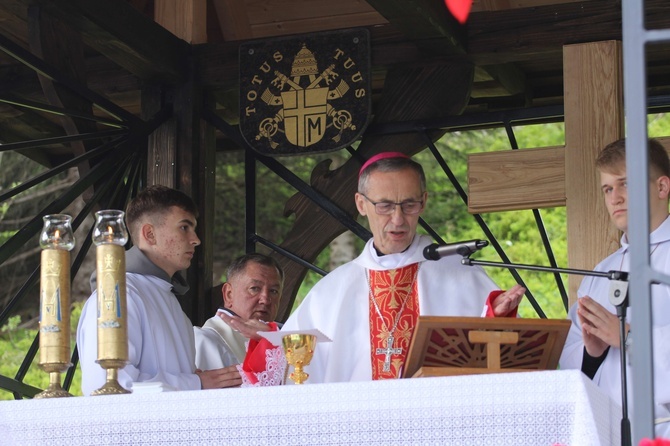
[403,316,571,378]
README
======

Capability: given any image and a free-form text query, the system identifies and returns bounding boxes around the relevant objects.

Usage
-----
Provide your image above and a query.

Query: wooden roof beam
[365,0,466,56]
[467,0,670,65]
[155,0,207,44]
[20,0,190,83]
[472,63,527,98]
[365,0,528,99]
[211,0,253,41]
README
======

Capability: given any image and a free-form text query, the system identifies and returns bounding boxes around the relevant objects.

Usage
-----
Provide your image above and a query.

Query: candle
[91,210,130,395]
[36,214,75,398]
[95,242,127,360]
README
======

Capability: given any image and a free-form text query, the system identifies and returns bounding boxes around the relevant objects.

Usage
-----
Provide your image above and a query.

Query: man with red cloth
[194,253,285,386]
[230,152,525,384]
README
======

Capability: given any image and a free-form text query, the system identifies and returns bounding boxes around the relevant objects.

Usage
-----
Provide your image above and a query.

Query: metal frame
[622,0,670,440]
[0,31,164,399]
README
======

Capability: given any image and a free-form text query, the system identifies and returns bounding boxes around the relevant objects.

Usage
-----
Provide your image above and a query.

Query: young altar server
[77,185,240,394]
[559,138,670,437]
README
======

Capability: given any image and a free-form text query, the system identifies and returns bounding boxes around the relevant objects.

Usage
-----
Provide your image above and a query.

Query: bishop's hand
[491,284,526,316]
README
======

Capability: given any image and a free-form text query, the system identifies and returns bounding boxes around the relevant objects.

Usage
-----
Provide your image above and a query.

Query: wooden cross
[465,41,641,308]
[376,335,403,372]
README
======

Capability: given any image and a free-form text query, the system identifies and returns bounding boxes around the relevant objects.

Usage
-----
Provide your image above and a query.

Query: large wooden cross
[467,41,669,308]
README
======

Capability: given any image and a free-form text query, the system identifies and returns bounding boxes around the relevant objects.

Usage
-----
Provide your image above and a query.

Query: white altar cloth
[0,370,620,445]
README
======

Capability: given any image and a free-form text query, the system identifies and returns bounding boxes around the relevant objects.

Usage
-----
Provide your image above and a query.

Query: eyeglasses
[360,194,424,215]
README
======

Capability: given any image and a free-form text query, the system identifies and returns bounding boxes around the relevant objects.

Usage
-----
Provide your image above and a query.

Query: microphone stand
[461,257,631,446]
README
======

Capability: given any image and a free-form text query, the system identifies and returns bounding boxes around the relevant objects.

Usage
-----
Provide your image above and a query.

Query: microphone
[423,239,489,260]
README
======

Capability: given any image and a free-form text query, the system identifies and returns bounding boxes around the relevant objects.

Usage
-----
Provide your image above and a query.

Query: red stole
[368,263,420,380]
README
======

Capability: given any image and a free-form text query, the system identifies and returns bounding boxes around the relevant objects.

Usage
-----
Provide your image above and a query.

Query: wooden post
[211,0,253,41]
[563,41,624,306]
[142,85,177,188]
[155,0,207,44]
[141,76,214,325]
[142,2,213,324]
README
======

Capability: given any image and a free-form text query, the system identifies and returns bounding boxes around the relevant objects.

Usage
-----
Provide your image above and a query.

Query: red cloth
[241,322,279,384]
[639,439,670,446]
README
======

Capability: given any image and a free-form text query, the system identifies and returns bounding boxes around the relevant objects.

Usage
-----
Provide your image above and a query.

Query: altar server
[560,138,670,437]
[77,185,240,394]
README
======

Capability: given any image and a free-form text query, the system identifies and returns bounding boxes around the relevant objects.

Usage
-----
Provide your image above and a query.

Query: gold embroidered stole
[368,263,420,380]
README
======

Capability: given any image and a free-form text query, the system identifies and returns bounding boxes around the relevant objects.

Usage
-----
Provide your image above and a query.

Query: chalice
[282,334,316,384]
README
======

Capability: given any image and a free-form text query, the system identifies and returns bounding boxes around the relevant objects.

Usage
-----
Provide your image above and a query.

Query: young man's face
[223,262,282,322]
[600,169,629,233]
[149,206,200,277]
[355,168,427,255]
[600,167,670,234]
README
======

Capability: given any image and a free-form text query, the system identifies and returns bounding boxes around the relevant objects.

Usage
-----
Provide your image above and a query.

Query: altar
[0,369,620,445]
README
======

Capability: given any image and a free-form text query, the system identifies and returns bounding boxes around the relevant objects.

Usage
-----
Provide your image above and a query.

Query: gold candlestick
[282,334,316,384]
[36,214,75,399]
[91,210,130,396]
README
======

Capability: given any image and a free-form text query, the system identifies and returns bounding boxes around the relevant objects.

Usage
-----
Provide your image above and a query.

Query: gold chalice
[282,334,316,384]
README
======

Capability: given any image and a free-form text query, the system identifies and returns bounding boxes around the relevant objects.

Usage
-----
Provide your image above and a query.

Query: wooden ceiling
[1,0,670,162]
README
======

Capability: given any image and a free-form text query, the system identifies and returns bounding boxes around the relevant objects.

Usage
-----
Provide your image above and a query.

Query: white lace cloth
[237,343,287,387]
[0,370,620,445]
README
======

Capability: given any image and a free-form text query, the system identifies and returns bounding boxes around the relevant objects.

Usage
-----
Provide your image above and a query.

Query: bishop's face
[355,168,427,255]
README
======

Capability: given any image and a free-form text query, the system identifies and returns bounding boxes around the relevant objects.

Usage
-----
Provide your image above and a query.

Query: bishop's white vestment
[281,235,502,384]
